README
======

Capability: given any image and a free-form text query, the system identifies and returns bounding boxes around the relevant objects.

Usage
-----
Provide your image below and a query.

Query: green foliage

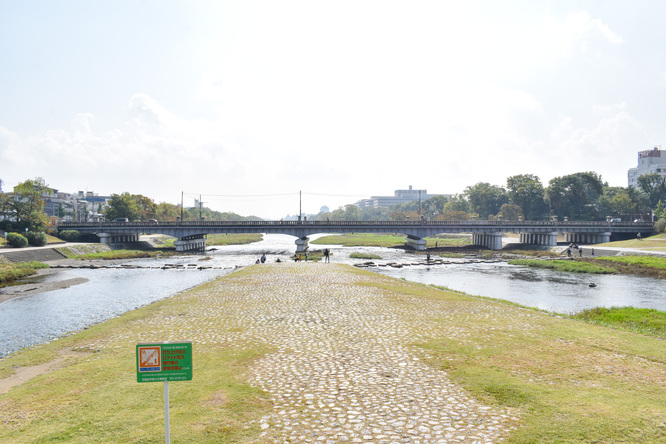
[509,259,616,274]
[71,250,175,260]
[6,232,28,248]
[0,260,49,284]
[594,255,666,270]
[4,177,50,231]
[546,172,604,220]
[573,307,666,339]
[637,173,666,209]
[349,252,381,259]
[58,230,80,242]
[206,233,263,245]
[104,192,142,221]
[464,182,509,219]
[654,218,666,234]
[506,173,548,220]
[495,203,524,220]
[25,231,48,246]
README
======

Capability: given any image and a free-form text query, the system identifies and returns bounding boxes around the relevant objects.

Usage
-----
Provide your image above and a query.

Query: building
[356,185,449,209]
[628,147,666,188]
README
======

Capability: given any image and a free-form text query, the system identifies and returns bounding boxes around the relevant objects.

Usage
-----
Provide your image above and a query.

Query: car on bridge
[112,218,129,222]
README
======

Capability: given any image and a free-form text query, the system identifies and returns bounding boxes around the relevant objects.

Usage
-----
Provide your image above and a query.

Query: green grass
[349,252,381,260]
[572,306,666,339]
[0,275,273,443]
[312,233,471,248]
[67,249,176,260]
[0,261,50,284]
[593,255,666,269]
[508,258,617,274]
[206,233,263,246]
[2,265,665,442]
[351,270,666,443]
[596,232,666,251]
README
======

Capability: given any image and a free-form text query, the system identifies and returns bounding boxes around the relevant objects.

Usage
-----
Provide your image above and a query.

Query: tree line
[311,172,666,224]
[2,171,665,240]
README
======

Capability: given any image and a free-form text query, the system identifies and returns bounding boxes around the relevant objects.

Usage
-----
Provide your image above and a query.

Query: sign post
[136,342,192,444]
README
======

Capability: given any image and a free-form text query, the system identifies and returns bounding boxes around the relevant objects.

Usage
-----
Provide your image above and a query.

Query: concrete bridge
[57,219,654,252]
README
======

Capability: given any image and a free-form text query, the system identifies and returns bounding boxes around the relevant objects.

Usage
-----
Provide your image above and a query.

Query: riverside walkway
[99,262,518,443]
[239,264,519,442]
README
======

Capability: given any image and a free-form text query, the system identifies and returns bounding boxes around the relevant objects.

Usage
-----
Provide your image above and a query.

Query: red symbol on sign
[139,346,161,369]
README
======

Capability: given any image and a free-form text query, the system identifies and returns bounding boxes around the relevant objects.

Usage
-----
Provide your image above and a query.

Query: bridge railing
[57,220,655,229]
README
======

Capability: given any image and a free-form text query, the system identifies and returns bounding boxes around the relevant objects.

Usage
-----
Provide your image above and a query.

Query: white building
[356,185,448,209]
[628,147,666,188]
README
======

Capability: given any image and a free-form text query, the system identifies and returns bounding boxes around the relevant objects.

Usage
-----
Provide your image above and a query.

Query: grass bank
[572,306,666,339]
[508,258,617,274]
[205,233,263,246]
[312,233,470,248]
[0,265,664,442]
[0,260,49,284]
[596,232,666,252]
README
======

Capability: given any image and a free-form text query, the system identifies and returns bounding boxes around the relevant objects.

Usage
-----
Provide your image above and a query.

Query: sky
[2,1,666,219]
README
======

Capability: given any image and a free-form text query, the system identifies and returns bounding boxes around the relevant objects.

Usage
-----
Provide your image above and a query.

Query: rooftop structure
[356,185,448,209]
[628,147,666,188]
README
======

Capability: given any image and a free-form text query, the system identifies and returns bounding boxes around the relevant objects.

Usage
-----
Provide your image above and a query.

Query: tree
[421,195,449,219]
[496,203,524,220]
[464,183,508,219]
[506,174,548,220]
[441,195,475,220]
[329,204,360,221]
[105,193,142,221]
[637,173,666,210]
[545,172,604,220]
[9,178,50,231]
[132,194,157,221]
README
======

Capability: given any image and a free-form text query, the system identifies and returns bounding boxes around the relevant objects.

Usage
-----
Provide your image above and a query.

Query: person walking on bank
[324,249,330,263]
[579,248,583,257]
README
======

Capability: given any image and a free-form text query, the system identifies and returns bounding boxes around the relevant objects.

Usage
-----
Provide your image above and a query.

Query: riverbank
[0,263,664,443]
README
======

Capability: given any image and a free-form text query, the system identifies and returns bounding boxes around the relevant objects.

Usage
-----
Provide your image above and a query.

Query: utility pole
[199,194,204,221]
[299,190,302,222]
[180,192,183,222]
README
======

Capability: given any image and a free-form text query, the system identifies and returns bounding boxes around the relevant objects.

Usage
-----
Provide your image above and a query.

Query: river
[1,234,664,358]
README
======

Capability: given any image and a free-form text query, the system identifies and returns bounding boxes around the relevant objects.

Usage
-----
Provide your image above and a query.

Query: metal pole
[164,381,170,444]
[299,191,302,222]
[180,192,184,222]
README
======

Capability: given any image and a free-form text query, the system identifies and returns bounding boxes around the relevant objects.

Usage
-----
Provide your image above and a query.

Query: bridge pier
[174,235,207,252]
[404,235,427,251]
[564,232,611,244]
[98,232,140,244]
[471,232,503,250]
[295,237,309,253]
[519,232,558,247]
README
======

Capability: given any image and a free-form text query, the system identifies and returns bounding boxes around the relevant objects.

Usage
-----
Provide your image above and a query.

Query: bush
[59,230,80,242]
[6,233,28,248]
[654,218,666,234]
[26,231,48,246]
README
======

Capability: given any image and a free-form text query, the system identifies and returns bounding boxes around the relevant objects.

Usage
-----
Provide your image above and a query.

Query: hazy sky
[2,1,665,219]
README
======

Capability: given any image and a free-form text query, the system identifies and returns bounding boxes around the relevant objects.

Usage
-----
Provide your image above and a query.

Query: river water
[1,234,664,357]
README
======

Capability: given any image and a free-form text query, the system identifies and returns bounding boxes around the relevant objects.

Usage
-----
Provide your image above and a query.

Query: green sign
[136,342,192,383]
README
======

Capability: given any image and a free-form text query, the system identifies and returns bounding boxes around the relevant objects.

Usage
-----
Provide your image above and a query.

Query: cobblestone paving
[82,262,521,442]
[233,263,519,443]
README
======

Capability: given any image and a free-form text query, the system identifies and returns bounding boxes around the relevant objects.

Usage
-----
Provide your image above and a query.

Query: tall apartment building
[628,147,666,188]
[356,185,448,209]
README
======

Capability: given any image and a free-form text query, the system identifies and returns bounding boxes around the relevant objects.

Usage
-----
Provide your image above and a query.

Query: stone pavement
[213,263,519,443]
[77,261,520,442]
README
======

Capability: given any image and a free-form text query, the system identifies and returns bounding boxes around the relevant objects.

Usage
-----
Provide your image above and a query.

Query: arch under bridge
[57,219,654,252]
